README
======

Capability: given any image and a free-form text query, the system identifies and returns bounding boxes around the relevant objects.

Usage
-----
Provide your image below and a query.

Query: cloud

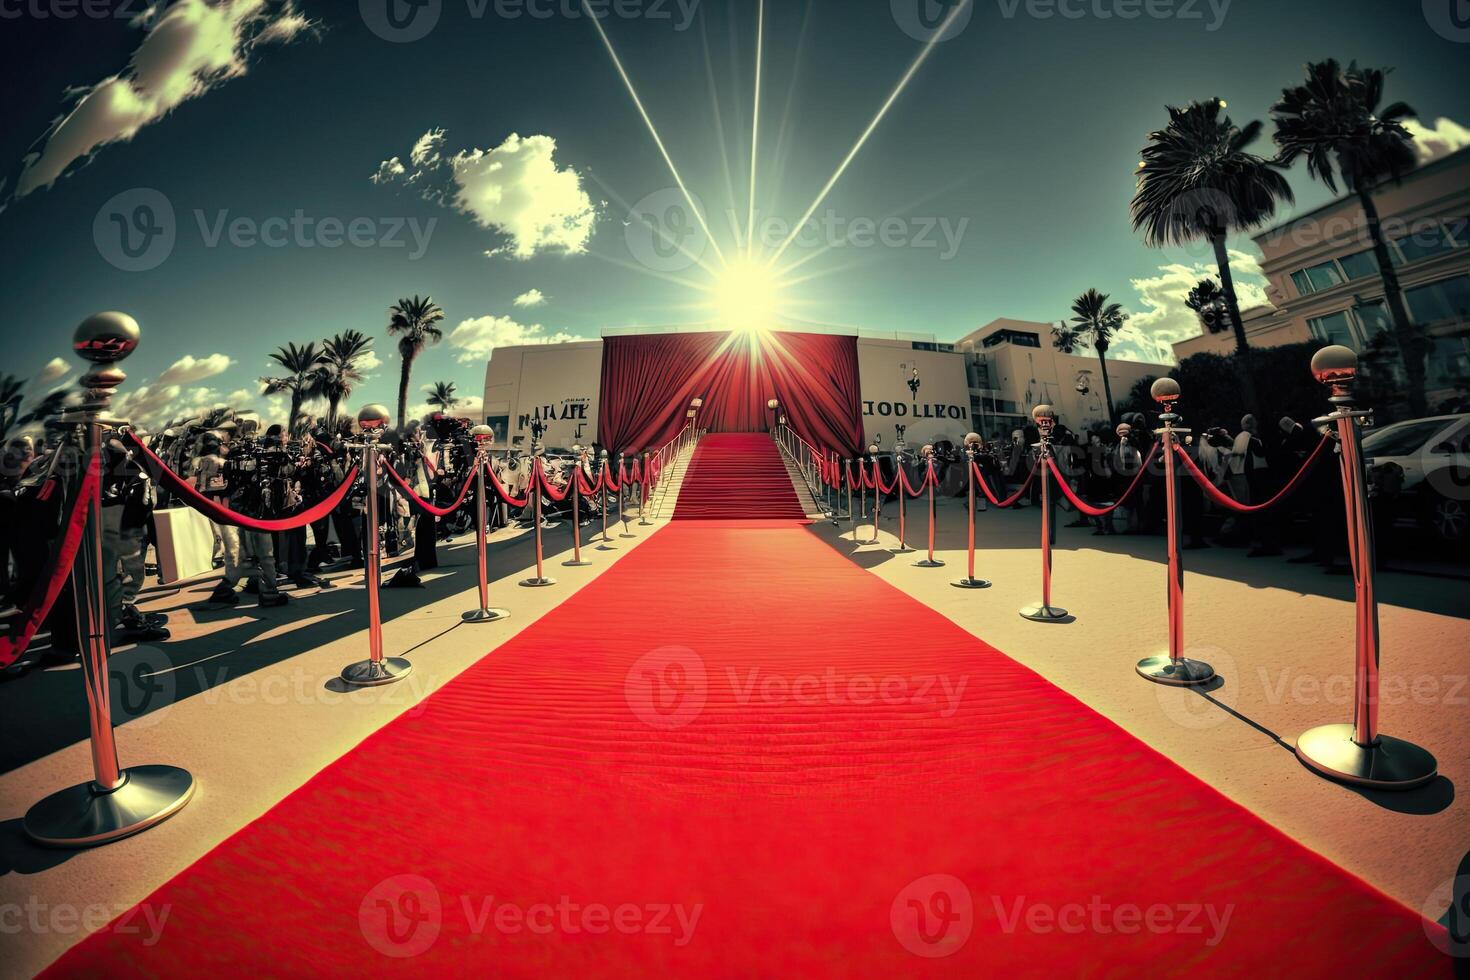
[374,130,598,259]
[1406,116,1470,164]
[1115,250,1270,363]
[155,352,232,386]
[39,357,71,383]
[447,314,587,364]
[513,288,547,308]
[357,349,383,372]
[410,393,485,422]
[14,0,315,198]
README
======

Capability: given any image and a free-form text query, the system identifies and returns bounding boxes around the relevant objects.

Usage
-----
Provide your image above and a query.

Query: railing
[772,422,835,517]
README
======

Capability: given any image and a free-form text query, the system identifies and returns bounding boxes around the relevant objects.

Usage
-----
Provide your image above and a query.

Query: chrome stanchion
[1020,404,1069,621]
[463,426,510,623]
[1136,379,1212,684]
[953,433,991,588]
[342,405,414,684]
[868,445,882,544]
[519,453,557,587]
[617,452,635,538]
[1295,346,1436,789]
[639,451,652,526]
[915,445,944,567]
[889,444,913,554]
[25,312,196,847]
[596,449,616,551]
[564,445,594,567]
[846,458,856,539]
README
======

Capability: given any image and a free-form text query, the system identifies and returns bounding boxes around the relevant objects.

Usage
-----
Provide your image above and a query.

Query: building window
[1291,259,1346,295]
[1445,217,1469,247]
[1307,311,1356,347]
[982,330,1041,349]
[1337,248,1380,281]
[1354,300,1392,339]
[1392,223,1458,265]
[1405,276,1470,325]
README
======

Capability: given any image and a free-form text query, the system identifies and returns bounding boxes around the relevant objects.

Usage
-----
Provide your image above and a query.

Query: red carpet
[47,522,1446,976]
[673,433,807,520]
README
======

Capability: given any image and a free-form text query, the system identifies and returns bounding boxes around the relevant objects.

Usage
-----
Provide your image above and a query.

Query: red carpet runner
[49,522,1445,976]
[673,433,807,520]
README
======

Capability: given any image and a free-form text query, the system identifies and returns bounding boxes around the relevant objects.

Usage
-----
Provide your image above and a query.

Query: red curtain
[598,331,864,456]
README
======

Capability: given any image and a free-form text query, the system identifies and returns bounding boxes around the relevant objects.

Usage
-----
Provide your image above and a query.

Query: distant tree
[426,380,459,413]
[1063,289,1128,423]
[1271,59,1426,415]
[1132,97,1293,417]
[387,296,445,429]
[1121,342,1330,432]
[261,342,323,433]
[316,330,374,431]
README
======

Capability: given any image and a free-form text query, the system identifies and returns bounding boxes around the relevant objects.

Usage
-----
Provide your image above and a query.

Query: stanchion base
[24,765,196,848]
[914,558,945,568]
[562,558,593,567]
[1295,724,1438,790]
[1135,655,1214,686]
[519,576,557,588]
[952,577,992,589]
[889,545,915,554]
[638,519,652,526]
[595,544,618,551]
[341,657,413,687]
[1019,603,1069,622]
[461,608,510,624]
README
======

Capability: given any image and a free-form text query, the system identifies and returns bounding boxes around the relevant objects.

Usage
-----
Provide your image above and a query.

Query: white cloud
[357,349,382,372]
[155,352,232,386]
[447,314,587,364]
[513,288,547,308]
[374,130,598,259]
[14,0,316,198]
[1406,116,1470,164]
[39,357,71,383]
[1115,250,1270,363]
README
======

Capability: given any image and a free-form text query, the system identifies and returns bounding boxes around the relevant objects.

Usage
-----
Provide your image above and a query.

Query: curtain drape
[598,330,864,456]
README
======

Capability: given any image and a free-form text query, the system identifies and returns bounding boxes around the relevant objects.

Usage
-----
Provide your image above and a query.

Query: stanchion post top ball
[357,404,390,431]
[74,312,141,364]
[1150,376,1180,406]
[766,398,778,410]
[964,431,982,447]
[1311,345,1358,388]
[921,443,934,458]
[471,424,494,445]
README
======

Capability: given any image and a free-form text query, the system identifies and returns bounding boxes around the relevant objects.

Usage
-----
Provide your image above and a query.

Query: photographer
[197,432,287,607]
[102,433,169,640]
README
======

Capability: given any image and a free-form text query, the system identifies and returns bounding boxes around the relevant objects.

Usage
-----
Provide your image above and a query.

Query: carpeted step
[673,433,807,520]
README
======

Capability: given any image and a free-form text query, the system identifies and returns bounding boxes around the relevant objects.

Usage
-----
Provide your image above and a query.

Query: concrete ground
[803,488,1469,926]
[1,477,1466,976]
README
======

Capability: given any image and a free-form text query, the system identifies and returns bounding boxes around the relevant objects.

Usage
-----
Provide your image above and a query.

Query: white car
[1362,414,1470,546]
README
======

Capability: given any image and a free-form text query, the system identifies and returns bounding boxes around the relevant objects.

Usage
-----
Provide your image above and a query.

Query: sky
[3,0,1469,430]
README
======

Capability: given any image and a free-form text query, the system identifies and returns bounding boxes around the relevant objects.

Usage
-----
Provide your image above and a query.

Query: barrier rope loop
[534,457,571,504]
[1044,441,1161,518]
[485,460,530,509]
[378,458,479,517]
[1174,433,1332,514]
[972,458,1038,509]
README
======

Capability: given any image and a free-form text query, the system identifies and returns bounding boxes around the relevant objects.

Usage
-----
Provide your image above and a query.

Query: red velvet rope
[1174,434,1331,514]
[602,463,621,493]
[576,464,600,497]
[897,462,930,498]
[871,459,897,496]
[485,462,530,508]
[973,459,1038,508]
[0,447,99,668]
[126,432,359,532]
[1044,442,1161,517]
[379,460,478,517]
[534,458,571,503]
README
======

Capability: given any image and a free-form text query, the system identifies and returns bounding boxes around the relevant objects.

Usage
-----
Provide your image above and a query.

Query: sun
[710,258,783,333]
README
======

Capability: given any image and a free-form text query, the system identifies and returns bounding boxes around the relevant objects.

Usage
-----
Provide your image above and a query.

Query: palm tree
[1184,278,1230,333]
[1270,59,1426,415]
[1131,98,1294,416]
[316,330,374,431]
[426,381,459,412]
[261,341,322,433]
[1050,323,1084,354]
[387,295,445,428]
[1066,289,1129,423]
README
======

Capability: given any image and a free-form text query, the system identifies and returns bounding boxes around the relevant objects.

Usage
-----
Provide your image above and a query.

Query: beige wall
[856,338,971,449]
[482,340,603,450]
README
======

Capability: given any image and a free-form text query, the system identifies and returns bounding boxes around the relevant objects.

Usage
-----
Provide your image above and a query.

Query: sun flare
[711,259,783,333]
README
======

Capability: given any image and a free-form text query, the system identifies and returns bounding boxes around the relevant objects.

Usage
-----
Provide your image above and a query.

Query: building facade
[1171,147,1470,399]
[955,318,1173,442]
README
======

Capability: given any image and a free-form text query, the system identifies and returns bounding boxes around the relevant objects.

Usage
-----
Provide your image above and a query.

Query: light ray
[745,0,764,258]
[583,0,728,268]
[699,10,743,247]
[586,249,716,293]
[584,171,726,282]
[766,0,972,268]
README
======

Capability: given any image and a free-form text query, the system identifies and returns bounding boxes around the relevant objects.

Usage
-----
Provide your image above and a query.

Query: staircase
[672,434,808,520]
